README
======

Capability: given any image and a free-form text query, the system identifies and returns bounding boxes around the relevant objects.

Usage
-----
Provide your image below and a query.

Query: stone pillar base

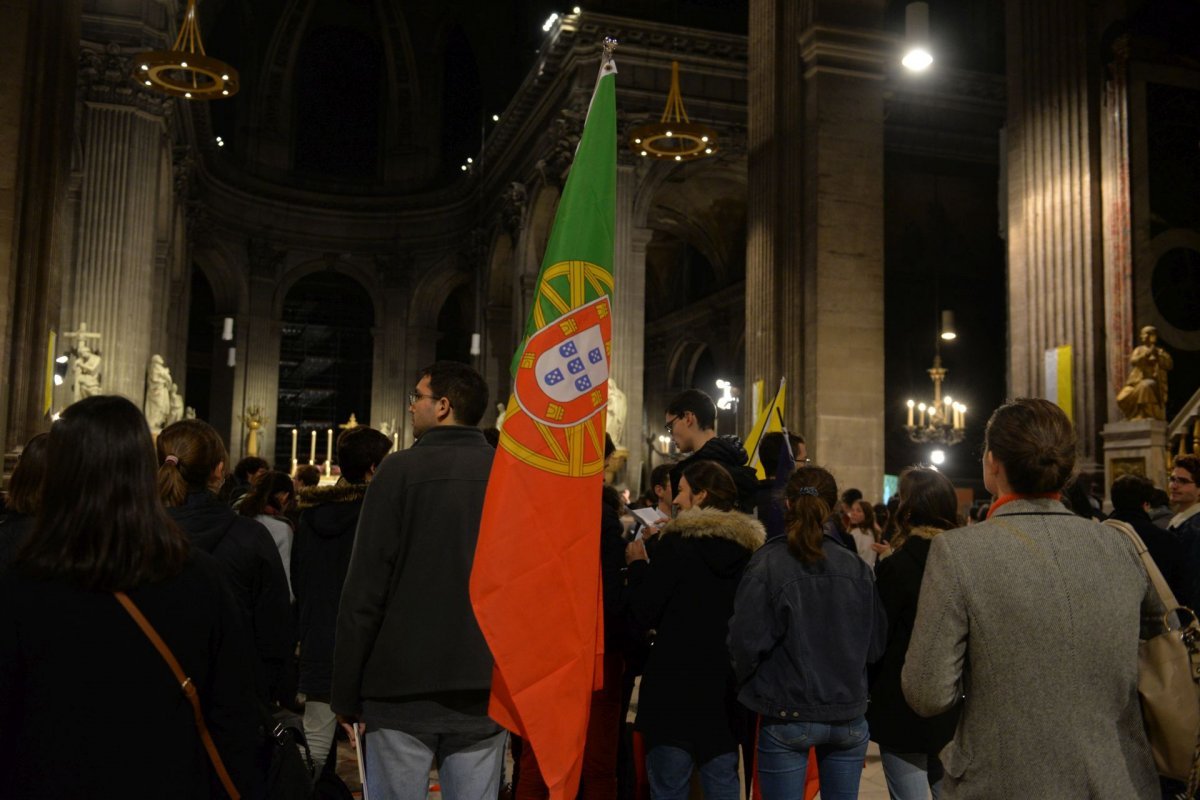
[1101,419,1170,504]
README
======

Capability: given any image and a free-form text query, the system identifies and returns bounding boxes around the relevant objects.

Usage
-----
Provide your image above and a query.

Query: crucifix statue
[338,413,360,433]
[61,322,104,402]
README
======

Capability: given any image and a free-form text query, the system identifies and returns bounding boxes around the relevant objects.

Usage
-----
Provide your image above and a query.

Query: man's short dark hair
[841,487,863,505]
[1176,455,1200,485]
[294,464,321,488]
[650,463,673,490]
[338,427,393,482]
[421,361,488,427]
[1150,487,1170,508]
[234,456,269,482]
[666,389,717,430]
[759,432,787,478]
[1111,473,1154,513]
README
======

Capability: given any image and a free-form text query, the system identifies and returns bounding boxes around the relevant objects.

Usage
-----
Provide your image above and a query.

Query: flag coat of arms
[470,47,618,799]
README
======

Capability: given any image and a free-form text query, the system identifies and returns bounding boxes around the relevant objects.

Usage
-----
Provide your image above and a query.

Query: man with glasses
[664,389,759,513]
[1169,455,1200,614]
[333,361,505,800]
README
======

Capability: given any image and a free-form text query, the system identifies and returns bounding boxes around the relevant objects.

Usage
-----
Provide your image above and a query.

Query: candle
[309,431,316,464]
[291,429,298,464]
[392,433,399,451]
[906,399,914,427]
[291,458,298,474]
[326,429,334,476]
[960,406,967,430]
[918,403,926,427]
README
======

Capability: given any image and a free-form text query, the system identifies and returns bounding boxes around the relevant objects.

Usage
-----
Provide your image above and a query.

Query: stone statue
[184,406,197,420]
[495,402,508,431]
[378,419,396,438]
[144,355,173,431]
[240,406,267,458]
[168,382,184,424]
[70,342,103,402]
[606,378,628,447]
[1117,325,1173,421]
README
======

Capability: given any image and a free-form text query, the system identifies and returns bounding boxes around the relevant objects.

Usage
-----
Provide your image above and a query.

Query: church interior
[1,0,1198,500]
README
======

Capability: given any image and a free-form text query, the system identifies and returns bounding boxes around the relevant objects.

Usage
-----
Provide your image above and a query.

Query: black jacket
[866,531,959,751]
[670,436,760,514]
[292,479,368,698]
[332,426,495,716]
[167,491,295,701]
[628,506,764,760]
[0,512,34,571]
[1109,507,1187,606]
[729,532,887,722]
[0,552,263,798]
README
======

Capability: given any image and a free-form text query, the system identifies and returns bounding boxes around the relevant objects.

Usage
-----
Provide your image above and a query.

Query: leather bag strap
[114,591,241,800]
[1102,519,1183,611]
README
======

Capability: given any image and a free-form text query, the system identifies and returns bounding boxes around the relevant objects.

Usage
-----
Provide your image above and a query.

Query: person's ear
[211,461,225,482]
[693,489,708,507]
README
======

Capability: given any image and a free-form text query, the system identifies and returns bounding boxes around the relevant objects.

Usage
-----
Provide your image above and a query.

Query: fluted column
[71,45,171,402]
[1100,45,1133,428]
[371,284,409,444]
[1006,0,1105,458]
[229,311,281,463]
[612,163,652,491]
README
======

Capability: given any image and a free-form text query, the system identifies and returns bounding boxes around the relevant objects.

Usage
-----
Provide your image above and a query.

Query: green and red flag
[470,45,618,799]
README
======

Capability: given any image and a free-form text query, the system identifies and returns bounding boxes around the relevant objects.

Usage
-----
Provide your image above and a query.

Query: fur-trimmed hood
[665,506,766,552]
[296,479,367,511]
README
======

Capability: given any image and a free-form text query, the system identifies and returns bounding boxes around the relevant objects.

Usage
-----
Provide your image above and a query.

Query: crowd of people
[0,363,1197,800]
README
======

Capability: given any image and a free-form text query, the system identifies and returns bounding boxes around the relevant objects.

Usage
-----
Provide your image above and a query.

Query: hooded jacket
[167,491,294,701]
[291,479,368,698]
[729,530,886,722]
[670,436,760,514]
[628,506,765,760]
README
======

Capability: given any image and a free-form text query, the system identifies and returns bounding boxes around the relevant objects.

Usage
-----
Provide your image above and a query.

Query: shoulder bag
[1104,519,1200,791]
[114,591,242,799]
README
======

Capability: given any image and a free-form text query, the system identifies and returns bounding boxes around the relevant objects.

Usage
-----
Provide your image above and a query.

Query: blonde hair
[156,419,228,507]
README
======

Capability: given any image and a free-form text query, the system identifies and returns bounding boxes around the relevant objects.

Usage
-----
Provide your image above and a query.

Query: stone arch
[409,258,473,330]
[273,257,384,323]
[192,240,248,315]
[487,231,514,307]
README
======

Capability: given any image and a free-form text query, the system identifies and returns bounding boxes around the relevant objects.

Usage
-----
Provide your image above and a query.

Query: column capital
[79,43,173,117]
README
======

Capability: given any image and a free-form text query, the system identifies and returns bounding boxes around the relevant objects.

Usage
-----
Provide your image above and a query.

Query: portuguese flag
[469,48,618,799]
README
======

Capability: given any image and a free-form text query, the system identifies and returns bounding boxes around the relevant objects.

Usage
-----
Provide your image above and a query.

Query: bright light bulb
[184,92,192,98]
[573,6,581,12]
[640,151,647,157]
[221,74,229,80]
[930,449,945,465]
[704,148,713,154]
[701,135,709,142]
[144,80,152,86]
[180,61,188,68]
[217,140,224,147]
[941,330,957,340]
[674,155,682,161]
[141,64,149,71]
[53,375,63,386]
[542,12,559,31]
[55,355,68,364]
[492,114,500,122]
[461,165,468,171]
[902,48,933,72]
[665,130,673,137]
[634,138,641,144]
[944,396,953,406]
[906,399,915,408]
[466,157,473,164]
[221,90,229,95]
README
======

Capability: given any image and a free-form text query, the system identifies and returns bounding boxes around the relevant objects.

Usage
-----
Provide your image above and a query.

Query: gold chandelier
[132,0,238,100]
[629,61,717,162]
[904,311,967,447]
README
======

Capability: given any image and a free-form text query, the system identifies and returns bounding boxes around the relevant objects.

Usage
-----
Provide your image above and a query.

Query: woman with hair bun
[625,459,765,799]
[728,465,887,799]
[158,418,294,704]
[902,398,1159,798]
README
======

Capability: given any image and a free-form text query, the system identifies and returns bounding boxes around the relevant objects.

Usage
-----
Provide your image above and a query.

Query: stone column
[747,0,887,496]
[1005,0,1106,460]
[70,45,172,401]
[0,0,80,454]
[229,311,281,464]
[612,163,653,491]
[1100,44,1134,428]
[370,285,409,444]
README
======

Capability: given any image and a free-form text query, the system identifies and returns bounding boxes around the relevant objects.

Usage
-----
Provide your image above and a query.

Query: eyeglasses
[408,392,440,405]
[664,415,680,434]
[1168,475,1196,486]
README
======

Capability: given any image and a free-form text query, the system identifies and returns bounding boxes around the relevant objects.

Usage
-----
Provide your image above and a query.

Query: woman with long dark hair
[728,465,887,799]
[0,432,49,568]
[158,418,294,703]
[625,460,765,799]
[0,395,260,797]
[239,470,297,601]
[866,467,961,799]
[903,398,1158,797]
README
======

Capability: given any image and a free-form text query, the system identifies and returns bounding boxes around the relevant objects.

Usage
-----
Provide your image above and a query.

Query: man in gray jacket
[332,361,502,799]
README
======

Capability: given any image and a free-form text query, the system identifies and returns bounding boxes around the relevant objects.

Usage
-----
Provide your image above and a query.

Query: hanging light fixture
[904,309,966,447]
[132,0,239,100]
[902,2,934,72]
[628,61,717,162]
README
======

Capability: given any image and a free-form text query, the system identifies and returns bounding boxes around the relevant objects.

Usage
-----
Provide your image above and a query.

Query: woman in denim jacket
[728,465,887,799]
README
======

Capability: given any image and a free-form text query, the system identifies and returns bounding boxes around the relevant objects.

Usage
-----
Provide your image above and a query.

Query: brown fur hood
[663,506,766,553]
[296,479,367,511]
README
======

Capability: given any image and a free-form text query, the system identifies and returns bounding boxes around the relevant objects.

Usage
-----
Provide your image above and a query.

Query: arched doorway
[276,272,375,469]
[436,282,476,364]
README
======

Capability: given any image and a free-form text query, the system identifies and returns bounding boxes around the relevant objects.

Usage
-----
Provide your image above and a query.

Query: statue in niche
[378,419,396,438]
[144,355,173,431]
[169,382,185,424]
[1117,325,1173,421]
[70,341,103,402]
[606,378,627,447]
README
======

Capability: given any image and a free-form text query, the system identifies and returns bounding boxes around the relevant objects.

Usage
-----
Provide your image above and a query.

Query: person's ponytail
[783,466,839,565]
[156,419,228,508]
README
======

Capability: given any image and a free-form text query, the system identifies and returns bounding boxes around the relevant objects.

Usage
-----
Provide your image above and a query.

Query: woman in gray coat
[902,398,1160,799]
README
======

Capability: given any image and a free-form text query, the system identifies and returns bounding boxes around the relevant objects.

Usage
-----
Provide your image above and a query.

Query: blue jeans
[363,726,507,800]
[756,716,869,800]
[879,747,943,800]
[645,745,740,800]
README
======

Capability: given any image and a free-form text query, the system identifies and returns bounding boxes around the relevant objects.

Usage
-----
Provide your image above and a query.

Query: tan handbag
[1105,519,1200,789]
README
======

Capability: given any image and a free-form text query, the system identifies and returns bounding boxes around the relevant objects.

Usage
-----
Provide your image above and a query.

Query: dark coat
[292,479,367,698]
[867,531,959,752]
[628,506,765,760]
[0,512,34,571]
[0,552,263,799]
[670,436,760,514]
[1109,507,1187,606]
[1170,508,1200,615]
[332,426,495,716]
[729,532,886,722]
[168,490,295,701]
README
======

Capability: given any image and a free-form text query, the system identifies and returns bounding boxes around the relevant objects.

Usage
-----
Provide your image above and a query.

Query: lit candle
[918,403,927,427]
[309,431,316,464]
[906,399,915,427]
[326,429,334,476]
[291,457,298,474]
[960,405,967,430]
[392,433,399,451]
[291,429,298,464]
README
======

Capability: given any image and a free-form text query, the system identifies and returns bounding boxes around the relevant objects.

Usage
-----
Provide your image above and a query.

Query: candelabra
[904,353,967,447]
